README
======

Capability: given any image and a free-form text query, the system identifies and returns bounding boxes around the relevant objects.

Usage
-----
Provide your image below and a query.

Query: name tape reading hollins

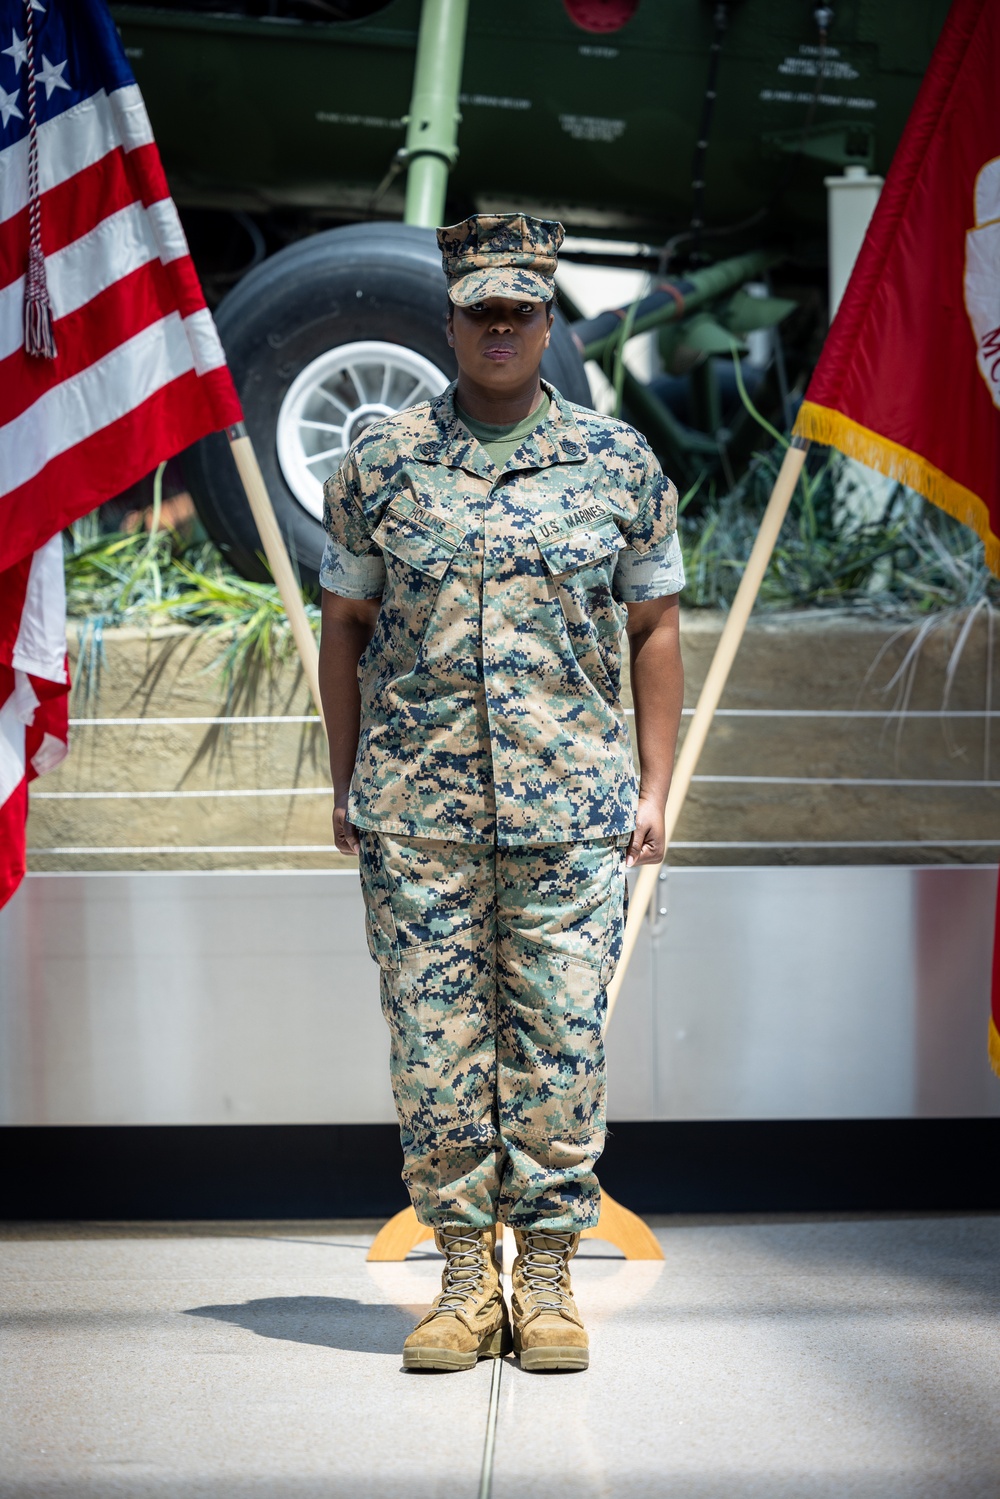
[407,505,448,533]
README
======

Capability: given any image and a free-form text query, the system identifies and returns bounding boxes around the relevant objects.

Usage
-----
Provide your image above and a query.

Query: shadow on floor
[183,1296,416,1355]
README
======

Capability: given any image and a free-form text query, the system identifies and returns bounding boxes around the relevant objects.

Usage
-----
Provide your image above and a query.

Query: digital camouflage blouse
[322,382,680,846]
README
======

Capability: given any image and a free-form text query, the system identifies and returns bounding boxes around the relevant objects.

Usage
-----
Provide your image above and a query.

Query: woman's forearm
[627,594,684,803]
[319,590,379,809]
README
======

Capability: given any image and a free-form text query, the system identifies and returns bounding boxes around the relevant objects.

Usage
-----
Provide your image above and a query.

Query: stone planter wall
[27,609,999,871]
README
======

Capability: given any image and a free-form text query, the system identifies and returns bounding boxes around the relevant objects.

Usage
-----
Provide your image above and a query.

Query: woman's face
[447,297,553,393]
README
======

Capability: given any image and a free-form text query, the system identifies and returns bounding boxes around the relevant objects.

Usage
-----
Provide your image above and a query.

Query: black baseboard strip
[4,1119,999,1221]
[603,1119,1000,1214]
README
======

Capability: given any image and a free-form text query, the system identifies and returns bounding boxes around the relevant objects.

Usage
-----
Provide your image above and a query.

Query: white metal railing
[27,839,1000,856]
[31,705,996,859]
[66,709,1000,725]
[33,777,1000,800]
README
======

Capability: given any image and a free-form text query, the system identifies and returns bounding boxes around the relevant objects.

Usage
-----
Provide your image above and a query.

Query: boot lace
[518,1230,576,1312]
[433,1229,489,1313]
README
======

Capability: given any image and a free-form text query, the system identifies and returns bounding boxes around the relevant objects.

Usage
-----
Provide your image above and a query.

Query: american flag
[0,0,242,904]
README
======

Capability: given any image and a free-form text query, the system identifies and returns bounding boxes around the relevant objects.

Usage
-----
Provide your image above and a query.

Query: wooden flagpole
[226,422,326,734]
[604,436,810,1030]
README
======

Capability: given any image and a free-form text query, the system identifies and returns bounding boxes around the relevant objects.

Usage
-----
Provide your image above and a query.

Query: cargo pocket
[358,832,400,971]
[534,517,628,700]
[370,502,467,671]
[534,517,626,579]
[599,848,628,991]
[372,502,466,580]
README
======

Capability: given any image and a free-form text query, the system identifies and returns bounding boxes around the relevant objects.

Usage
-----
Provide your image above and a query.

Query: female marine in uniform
[319,214,684,1373]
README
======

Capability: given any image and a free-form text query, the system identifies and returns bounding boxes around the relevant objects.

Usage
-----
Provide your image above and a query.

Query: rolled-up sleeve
[613,529,685,601]
[611,440,682,600]
[318,537,386,599]
[320,459,386,600]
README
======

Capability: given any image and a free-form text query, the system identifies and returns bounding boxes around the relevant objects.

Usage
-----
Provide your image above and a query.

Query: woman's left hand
[626,794,666,868]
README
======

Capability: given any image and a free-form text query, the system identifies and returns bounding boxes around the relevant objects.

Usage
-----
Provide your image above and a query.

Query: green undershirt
[456,393,551,470]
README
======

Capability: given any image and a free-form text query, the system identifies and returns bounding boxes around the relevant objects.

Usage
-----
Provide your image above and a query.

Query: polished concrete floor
[1,1214,998,1498]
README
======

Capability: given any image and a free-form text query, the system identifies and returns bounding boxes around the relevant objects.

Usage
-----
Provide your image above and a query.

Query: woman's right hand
[333,802,360,856]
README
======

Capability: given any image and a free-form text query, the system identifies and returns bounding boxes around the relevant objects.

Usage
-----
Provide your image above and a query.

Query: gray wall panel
[0,872,394,1126]
[646,867,917,1120]
[1,866,997,1125]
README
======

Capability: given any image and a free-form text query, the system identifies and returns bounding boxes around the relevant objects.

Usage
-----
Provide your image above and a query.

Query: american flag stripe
[0,199,189,364]
[0,47,240,566]
[1,368,236,572]
[0,142,174,285]
[0,532,69,906]
[0,206,211,404]
[0,259,207,427]
[6,535,67,683]
[0,84,154,223]
[2,308,228,489]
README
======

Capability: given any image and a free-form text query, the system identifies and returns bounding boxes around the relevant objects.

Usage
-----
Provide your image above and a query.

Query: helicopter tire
[182,222,592,585]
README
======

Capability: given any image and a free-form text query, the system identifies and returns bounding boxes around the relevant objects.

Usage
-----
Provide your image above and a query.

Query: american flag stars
[0,80,22,128]
[0,23,26,129]
[35,51,69,99]
[0,7,68,133]
[2,26,28,72]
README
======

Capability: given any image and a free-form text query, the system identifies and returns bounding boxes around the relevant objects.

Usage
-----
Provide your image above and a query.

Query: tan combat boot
[511,1229,589,1372]
[403,1225,512,1372]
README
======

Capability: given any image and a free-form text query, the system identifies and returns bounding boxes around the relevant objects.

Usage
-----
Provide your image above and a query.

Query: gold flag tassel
[23,0,56,360]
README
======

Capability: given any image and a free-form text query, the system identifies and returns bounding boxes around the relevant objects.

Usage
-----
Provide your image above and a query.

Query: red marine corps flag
[792,0,1000,1074]
[0,0,242,906]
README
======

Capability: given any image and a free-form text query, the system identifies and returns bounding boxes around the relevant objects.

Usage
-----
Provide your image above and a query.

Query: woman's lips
[483,345,516,360]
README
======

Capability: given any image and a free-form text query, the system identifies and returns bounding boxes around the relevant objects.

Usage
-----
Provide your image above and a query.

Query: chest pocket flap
[372,501,467,581]
[534,517,626,578]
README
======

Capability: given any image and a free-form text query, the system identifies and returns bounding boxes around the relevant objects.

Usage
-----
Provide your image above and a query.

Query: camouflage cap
[437,213,565,306]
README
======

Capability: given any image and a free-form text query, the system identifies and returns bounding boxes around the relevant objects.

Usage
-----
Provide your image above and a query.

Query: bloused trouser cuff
[358,833,627,1233]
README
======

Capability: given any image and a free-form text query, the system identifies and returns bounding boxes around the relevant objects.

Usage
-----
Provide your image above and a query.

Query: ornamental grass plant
[64,448,998,710]
[678,446,999,616]
[65,462,320,711]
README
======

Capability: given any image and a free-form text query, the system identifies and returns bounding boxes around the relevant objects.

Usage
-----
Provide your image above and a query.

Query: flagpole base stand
[366,1206,435,1261]
[580,1191,665,1259]
[366,1192,664,1261]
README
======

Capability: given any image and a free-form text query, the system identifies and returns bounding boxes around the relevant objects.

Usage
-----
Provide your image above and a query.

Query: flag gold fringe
[990,1016,1000,1081]
[794,402,1000,577]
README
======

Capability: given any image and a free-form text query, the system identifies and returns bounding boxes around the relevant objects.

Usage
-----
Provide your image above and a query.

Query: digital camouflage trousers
[358,832,628,1232]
